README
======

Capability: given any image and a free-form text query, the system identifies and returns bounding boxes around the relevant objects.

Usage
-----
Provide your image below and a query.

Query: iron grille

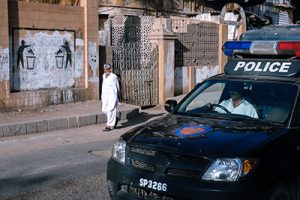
[174,22,219,67]
[111,16,158,107]
[113,43,158,106]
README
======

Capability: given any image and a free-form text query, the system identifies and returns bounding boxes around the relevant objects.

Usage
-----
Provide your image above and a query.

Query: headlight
[202,158,256,182]
[112,137,126,164]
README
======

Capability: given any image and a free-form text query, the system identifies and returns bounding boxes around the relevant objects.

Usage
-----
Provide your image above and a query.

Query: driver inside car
[214,84,258,118]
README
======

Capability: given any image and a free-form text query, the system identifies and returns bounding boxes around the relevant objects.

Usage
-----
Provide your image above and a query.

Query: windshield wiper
[185,112,242,121]
[175,111,220,118]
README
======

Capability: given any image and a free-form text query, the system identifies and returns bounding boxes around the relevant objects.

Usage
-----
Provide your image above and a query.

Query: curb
[0,108,140,138]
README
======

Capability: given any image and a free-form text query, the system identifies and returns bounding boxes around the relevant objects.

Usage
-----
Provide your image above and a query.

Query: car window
[185,83,224,112]
[176,80,297,125]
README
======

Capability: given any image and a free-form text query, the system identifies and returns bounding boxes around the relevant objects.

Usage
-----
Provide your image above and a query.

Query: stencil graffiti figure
[17,40,34,69]
[56,40,72,68]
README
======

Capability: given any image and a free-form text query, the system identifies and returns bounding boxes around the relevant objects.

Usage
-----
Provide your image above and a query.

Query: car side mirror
[165,99,177,113]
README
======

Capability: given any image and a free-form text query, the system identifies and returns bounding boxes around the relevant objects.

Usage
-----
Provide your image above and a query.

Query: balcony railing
[19,0,80,6]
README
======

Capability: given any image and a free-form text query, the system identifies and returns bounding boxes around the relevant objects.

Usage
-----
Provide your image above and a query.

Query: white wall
[0,46,9,81]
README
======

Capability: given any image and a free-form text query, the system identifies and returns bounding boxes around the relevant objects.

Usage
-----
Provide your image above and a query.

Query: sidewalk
[0,100,140,138]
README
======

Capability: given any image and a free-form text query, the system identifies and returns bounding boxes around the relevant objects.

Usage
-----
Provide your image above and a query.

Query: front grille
[131,160,155,171]
[171,154,206,165]
[129,146,209,179]
[131,146,156,156]
[121,185,175,200]
[167,168,199,178]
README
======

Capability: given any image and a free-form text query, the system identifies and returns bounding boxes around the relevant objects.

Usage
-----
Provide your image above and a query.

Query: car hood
[124,114,287,158]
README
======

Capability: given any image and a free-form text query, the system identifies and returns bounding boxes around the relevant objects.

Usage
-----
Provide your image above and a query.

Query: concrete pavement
[0,93,186,138]
[0,100,140,138]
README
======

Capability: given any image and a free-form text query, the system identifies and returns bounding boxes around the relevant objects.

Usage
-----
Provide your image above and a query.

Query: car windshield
[176,80,298,125]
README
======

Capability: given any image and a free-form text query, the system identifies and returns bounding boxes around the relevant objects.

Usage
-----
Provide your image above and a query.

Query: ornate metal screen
[111,16,158,106]
[172,19,220,67]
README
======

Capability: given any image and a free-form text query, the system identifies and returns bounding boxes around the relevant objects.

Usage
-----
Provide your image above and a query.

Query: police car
[106,26,300,200]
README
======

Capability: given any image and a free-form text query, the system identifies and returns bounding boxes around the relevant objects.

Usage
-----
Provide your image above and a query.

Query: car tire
[267,183,291,200]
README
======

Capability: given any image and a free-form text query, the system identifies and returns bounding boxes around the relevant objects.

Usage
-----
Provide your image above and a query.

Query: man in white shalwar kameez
[214,84,258,118]
[101,63,120,131]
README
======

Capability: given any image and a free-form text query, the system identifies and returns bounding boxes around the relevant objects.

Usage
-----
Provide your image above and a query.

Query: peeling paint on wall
[195,65,219,84]
[13,88,76,107]
[74,38,84,78]
[16,92,44,108]
[175,65,219,95]
[12,29,84,91]
[175,67,188,95]
[88,42,99,82]
[165,42,175,92]
[0,47,9,81]
[48,89,74,104]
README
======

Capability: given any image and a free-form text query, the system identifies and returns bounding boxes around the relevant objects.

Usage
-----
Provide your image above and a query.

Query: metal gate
[111,16,158,107]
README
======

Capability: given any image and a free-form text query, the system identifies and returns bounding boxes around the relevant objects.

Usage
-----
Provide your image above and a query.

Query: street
[0,107,166,200]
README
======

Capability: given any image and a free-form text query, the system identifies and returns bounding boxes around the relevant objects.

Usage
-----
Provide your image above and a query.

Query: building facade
[247,0,294,26]
[3,0,296,110]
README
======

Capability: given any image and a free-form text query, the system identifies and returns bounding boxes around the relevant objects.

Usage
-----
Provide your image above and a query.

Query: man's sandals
[103,126,114,132]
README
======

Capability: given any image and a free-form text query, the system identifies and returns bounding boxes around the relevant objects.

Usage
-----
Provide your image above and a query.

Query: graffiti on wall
[16,40,34,69]
[12,29,84,91]
[56,40,73,69]
[0,46,9,81]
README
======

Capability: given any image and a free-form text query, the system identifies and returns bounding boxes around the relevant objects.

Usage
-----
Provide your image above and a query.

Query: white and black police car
[106,25,300,200]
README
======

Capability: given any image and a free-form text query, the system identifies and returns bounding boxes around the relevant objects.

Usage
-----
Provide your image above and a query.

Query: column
[0,0,9,109]
[218,24,228,73]
[81,0,100,100]
[149,18,177,105]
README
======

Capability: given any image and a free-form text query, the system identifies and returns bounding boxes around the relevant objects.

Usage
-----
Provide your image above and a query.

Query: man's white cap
[103,63,111,69]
